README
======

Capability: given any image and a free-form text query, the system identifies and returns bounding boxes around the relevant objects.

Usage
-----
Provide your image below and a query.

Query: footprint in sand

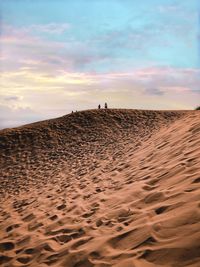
[22,213,36,222]
[155,205,169,215]
[6,223,20,232]
[56,204,66,210]
[0,241,15,252]
[0,255,13,265]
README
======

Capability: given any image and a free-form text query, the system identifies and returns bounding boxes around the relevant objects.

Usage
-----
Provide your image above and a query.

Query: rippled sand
[0,109,200,267]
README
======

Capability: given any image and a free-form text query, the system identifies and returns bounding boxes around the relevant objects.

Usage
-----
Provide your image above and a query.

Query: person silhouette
[98,104,101,109]
[105,102,108,109]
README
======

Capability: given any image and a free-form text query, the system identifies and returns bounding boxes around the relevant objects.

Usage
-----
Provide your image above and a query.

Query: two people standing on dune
[98,103,108,109]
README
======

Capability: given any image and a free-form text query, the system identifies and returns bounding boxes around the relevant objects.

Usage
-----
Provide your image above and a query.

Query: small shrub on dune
[195,106,200,110]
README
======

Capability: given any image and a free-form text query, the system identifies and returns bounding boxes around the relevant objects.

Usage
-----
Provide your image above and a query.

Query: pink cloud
[29,23,70,34]
[1,23,70,37]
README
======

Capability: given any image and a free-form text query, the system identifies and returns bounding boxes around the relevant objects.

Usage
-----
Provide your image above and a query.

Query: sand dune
[0,109,200,267]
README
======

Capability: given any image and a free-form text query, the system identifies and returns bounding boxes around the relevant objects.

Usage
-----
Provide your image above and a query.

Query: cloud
[0,24,110,74]
[29,23,70,34]
[4,96,22,101]
[0,105,44,129]
[95,67,200,93]
[1,66,199,97]
[0,15,199,129]
[1,23,70,37]
[144,88,164,96]
[158,4,181,13]
[1,66,199,129]
[1,15,198,76]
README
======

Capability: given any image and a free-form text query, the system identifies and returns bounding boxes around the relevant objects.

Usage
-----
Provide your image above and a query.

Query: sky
[0,0,200,128]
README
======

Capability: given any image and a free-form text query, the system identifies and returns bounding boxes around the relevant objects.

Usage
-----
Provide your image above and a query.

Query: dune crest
[0,109,200,267]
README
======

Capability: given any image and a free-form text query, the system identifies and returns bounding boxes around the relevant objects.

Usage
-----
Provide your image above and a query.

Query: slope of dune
[0,109,200,267]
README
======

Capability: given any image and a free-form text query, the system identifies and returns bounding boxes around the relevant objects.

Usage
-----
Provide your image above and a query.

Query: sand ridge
[0,109,200,267]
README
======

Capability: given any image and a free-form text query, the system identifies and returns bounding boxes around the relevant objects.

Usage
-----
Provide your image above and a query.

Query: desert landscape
[0,109,200,267]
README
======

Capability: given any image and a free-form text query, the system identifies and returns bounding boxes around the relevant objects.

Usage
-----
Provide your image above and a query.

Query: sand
[0,109,200,267]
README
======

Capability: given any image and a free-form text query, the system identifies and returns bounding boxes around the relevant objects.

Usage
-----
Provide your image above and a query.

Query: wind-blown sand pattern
[0,109,200,267]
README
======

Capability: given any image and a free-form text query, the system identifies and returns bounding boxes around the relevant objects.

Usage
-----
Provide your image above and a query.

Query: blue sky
[0,0,200,128]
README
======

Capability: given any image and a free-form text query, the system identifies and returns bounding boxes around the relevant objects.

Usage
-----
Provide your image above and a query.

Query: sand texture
[0,109,200,267]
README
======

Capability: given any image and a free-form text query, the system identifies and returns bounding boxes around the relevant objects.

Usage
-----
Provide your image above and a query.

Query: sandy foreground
[0,109,200,267]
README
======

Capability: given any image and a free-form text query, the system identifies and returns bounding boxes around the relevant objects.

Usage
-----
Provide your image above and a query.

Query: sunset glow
[0,0,199,128]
